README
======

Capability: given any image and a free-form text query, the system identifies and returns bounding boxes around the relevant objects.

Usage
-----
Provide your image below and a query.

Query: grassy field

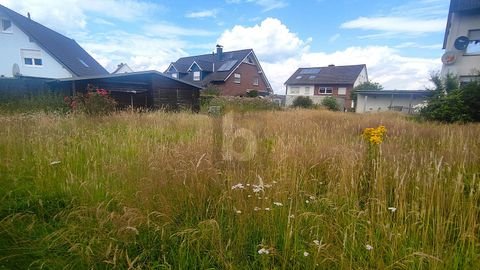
[0,110,479,269]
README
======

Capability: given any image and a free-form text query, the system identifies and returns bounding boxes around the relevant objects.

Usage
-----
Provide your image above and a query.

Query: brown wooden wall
[151,76,200,111]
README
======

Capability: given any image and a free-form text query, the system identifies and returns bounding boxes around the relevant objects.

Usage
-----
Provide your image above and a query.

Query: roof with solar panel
[285,64,366,85]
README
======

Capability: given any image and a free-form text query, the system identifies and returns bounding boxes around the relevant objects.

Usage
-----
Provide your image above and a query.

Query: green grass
[0,110,479,269]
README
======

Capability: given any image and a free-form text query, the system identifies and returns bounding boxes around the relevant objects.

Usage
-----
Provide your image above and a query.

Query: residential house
[165,45,272,96]
[112,63,133,74]
[355,90,433,114]
[441,0,480,82]
[284,64,368,109]
[0,4,108,79]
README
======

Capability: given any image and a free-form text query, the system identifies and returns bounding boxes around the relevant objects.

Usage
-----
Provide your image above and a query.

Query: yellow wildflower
[362,125,387,145]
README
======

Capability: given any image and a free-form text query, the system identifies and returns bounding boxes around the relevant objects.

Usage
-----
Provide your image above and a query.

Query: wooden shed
[49,71,202,112]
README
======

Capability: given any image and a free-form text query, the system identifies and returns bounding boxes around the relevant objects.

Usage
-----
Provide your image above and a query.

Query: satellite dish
[441,51,457,65]
[12,63,21,77]
[454,36,469,51]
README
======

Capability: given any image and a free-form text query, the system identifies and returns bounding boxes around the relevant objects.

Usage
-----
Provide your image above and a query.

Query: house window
[234,73,241,84]
[1,19,12,33]
[21,49,43,67]
[253,77,259,86]
[172,73,178,79]
[193,71,200,81]
[304,86,311,95]
[466,30,480,55]
[289,87,300,94]
[338,87,347,95]
[319,87,333,94]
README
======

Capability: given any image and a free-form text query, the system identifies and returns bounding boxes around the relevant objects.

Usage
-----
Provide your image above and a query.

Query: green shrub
[292,96,313,108]
[321,96,340,111]
[202,96,279,113]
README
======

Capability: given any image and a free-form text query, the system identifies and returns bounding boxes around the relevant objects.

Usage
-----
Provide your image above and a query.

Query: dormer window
[172,73,178,79]
[193,71,200,81]
[1,19,12,33]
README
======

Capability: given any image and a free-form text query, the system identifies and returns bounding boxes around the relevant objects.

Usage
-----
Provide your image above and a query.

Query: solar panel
[217,60,238,71]
[299,68,321,75]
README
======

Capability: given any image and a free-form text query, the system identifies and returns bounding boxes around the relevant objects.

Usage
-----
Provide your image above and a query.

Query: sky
[1,0,450,93]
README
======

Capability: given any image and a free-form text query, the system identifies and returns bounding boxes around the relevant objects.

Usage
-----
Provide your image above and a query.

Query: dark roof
[285,64,366,85]
[0,4,109,77]
[52,70,202,89]
[443,0,480,49]
[167,49,254,84]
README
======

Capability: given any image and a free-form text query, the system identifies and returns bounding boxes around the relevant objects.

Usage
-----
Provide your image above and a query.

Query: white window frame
[289,86,300,95]
[253,76,259,86]
[466,30,480,55]
[318,87,333,95]
[21,49,43,67]
[338,87,347,96]
[234,73,241,84]
[1,19,12,33]
[304,86,311,95]
[193,71,201,81]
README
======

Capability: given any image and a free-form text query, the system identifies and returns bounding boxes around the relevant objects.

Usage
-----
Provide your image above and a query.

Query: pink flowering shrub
[64,84,117,115]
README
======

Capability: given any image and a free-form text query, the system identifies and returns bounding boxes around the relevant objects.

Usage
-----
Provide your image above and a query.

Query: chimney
[27,12,31,19]
[328,64,335,67]
[216,44,223,61]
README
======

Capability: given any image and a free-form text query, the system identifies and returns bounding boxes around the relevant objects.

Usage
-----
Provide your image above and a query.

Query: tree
[420,73,480,123]
[292,96,313,108]
[351,81,384,106]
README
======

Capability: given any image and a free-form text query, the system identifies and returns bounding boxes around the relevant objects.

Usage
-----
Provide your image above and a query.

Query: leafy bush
[321,96,340,111]
[64,86,117,115]
[292,96,313,108]
[246,90,259,97]
[420,74,480,123]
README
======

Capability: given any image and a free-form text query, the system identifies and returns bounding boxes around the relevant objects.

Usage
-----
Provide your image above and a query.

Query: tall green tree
[351,81,384,107]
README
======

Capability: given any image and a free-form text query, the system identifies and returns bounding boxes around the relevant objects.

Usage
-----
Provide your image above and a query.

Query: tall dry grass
[0,110,479,269]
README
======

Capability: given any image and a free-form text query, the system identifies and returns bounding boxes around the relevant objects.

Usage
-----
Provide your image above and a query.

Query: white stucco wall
[356,93,428,114]
[285,85,315,96]
[441,12,480,79]
[353,67,368,87]
[0,11,72,78]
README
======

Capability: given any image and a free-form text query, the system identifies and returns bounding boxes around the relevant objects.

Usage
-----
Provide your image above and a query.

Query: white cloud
[0,0,163,34]
[328,33,340,43]
[186,9,219,19]
[80,31,189,72]
[395,42,443,49]
[341,17,445,34]
[217,18,309,62]
[218,18,440,93]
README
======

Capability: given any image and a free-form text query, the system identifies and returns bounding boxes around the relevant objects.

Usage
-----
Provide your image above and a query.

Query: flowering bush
[361,125,387,145]
[64,85,117,115]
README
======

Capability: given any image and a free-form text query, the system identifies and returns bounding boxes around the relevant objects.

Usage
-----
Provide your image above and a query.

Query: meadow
[0,110,479,269]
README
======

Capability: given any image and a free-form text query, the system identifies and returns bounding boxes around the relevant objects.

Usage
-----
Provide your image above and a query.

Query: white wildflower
[258,248,269,255]
[247,195,252,198]
[365,244,373,251]
[305,200,310,204]
[313,240,320,246]
[252,185,264,193]
[231,183,245,190]
[235,209,242,214]
[50,160,61,165]
[273,202,283,207]
[246,183,251,187]
[272,180,278,184]
[254,207,261,211]
[264,184,272,188]
[303,251,310,257]
[264,207,271,211]
[289,214,295,219]
[309,195,315,200]
[388,207,397,213]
